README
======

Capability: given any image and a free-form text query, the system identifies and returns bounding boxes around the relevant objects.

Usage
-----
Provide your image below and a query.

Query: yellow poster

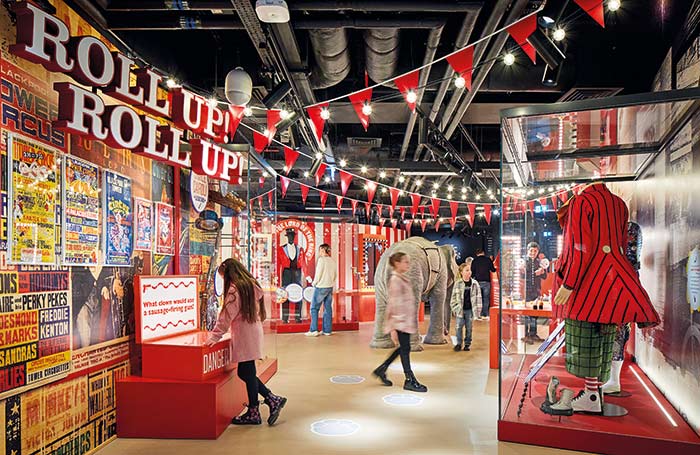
[7,134,58,265]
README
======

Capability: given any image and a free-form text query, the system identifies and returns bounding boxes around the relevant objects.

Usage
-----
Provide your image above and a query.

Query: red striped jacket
[559,183,659,325]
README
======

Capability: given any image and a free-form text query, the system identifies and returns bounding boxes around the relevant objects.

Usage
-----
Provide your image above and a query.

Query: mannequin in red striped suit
[549,182,659,415]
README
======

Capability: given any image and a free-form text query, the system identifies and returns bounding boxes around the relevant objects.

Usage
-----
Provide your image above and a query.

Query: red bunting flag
[306,102,329,143]
[484,204,492,225]
[268,191,273,209]
[280,176,290,198]
[507,14,538,64]
[388,206,394,219]
[419,206,425,218]
[395,69,420,112]
[283,146,299,174]
[410,194,421,217]
[319,191,328,209]
[366,181,378,204]
[559,191,569,203]
[351,199,358,216]
[551,194,558,209]
[339,170,353,196]
[336,195,344,213]
[259,176,264,189]
[538,197,547,207]
[430,198,441,217]
[527,200,536,215]
[573,0,605,28]
[378,218,384,227]
[391,219,398,230]
[253,130,267,153]
[266,109,281,145]
[365,202,372,219]
[450,201,459,221]
[300,184,310,205]
[420,219,428,232]
[315,162,327,186]
[349,87,373,131]
[400,207,406,219]
[228,105,245,140]
[258,197,262,211]
[468,203,476,227]
[434,219,440,232]
[446,45,474,91]
[377,204,384,218]
[390,188,400,211]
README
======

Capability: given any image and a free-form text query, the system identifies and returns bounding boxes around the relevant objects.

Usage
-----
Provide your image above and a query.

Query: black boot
[372,364,393,386]
[403,371,427,393]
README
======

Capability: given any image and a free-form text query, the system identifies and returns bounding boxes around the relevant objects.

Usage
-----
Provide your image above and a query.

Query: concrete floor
[98,320,587,455]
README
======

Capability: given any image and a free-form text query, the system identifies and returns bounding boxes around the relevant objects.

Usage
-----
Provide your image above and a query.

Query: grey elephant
[370,237,459,350]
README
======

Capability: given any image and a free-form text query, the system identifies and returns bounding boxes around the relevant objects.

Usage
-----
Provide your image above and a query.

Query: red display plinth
[271,320,359,334]
[499,355,700,455]
[117,359,277,439]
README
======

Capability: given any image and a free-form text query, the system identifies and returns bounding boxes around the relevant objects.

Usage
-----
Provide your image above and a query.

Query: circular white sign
[303,286,315,302]
[285,283,303,303]
[214,271,225,297]
[190,172,209,213]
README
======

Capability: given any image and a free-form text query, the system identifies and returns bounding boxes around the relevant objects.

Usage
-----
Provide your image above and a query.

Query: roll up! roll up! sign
[9,2,245,183]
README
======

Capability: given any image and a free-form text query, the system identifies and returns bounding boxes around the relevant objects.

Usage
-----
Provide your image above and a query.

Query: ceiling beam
[289,1,484,13]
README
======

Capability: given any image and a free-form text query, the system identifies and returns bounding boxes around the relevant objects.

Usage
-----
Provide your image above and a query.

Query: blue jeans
[456,310,473,347]
[310,287,333,333]
[478,281,491,317]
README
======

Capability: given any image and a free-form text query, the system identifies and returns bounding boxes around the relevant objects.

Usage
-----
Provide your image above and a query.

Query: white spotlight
[608,0,621,12]
[406,90,417,104]
[553,28,566,42]
[503,53,515,66]
[454,75,466,89]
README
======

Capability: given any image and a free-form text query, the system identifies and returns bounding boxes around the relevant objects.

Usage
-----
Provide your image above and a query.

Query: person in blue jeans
[306,244,337,336]
[470,249,496,320]
[450,263,482,351]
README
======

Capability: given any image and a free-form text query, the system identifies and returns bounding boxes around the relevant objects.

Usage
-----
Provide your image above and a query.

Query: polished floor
[99,320,587,455]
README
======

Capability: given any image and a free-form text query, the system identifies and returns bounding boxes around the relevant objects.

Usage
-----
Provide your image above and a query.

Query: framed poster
[6,133,59,265]
[134,197,153,251]
[252,233,272,262]
[103,170,133,267]
[62,155,100,265]
[154,202,175,256]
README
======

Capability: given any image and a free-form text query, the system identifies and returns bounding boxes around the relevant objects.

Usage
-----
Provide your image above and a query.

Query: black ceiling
[67,0,692,211]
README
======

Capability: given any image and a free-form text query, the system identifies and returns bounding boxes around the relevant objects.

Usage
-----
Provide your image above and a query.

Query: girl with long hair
[206,258,287,425]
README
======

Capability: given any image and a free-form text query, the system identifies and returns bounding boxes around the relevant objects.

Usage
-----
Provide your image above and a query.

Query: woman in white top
[306,244,337,336]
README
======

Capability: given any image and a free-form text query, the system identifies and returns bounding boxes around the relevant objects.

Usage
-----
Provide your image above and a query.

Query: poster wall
[103,171,132,267]
[62,156,100,265]
[154,202,175,256]
[6,133,58,265]
[133,198,153,252]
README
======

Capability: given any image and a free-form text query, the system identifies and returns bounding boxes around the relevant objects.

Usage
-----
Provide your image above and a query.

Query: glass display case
[498,88,700,454]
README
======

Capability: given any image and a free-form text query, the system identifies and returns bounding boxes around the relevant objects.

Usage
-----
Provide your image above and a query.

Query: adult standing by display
[306,244,337,337]
[547,183,659,415]
[206,258,288,426]
[522,242,546,344]
[471,249,497,320]
[277,228,307,323]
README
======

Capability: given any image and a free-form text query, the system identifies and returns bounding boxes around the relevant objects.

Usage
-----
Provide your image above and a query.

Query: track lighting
[528,28,566,69]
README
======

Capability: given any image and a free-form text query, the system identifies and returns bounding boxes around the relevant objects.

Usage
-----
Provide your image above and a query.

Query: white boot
[602,360,623,394]
[571,389,603,414]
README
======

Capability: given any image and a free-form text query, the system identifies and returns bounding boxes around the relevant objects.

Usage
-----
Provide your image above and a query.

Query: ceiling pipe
[108,15,245,30]
[400,6,480,162]
[365,29,400,83]
[290,1,483,13]
[308,29,352,89]
[443,0,531,141]
[294,18,446,29]
[106,1,233,11]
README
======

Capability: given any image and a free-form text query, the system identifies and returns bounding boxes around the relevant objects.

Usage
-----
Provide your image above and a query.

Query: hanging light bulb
[608,0,621,11]
[447,185,454,192]
[415,180,423,187]
[476,194,481,200]
[339,159,347,167]
[243,107,253,117]
[360,165,368,174]
[461,187,468,194]
[303,171,310,178]
[166,78,178,88]
[433,182,440,190]
[363,184,369,190]
[431,191,437,197]
[503,52,515,66]
[379,171,387,179]
[461,194,467,200]
[398,175,406,183]
[399,190,404,196]
[454,74,466,89]
[263,128,270,137]
[548,187,554,192]
[553,27,566,42]
[262,171,269,178]
[447,193,453,200]
[406,90,417,104]
[381,187,388,194]
[320,107,331,120]
[280,108,291,120]
[362,102,373,116]
[538,188,545,194]
[315,152,323,160]
[208,97,218,107]
[324,176,331,183]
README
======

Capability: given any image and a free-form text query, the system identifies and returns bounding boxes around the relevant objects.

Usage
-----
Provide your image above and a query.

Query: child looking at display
[372,252,428,392]
[206,258,287,426]
[450,263,482,351]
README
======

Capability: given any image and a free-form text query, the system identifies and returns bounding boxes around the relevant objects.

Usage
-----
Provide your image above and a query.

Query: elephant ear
[438,245,459,286]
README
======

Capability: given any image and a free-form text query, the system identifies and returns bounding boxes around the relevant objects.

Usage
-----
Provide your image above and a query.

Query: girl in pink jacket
[206,258,287,425]
[372,252,427,392]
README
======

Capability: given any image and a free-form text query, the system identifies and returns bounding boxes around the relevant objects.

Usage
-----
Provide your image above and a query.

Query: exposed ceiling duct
[308,28,351,89]
[364,29,400,83]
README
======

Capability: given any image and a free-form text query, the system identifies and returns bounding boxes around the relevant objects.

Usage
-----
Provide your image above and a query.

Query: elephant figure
[370,237,459,351]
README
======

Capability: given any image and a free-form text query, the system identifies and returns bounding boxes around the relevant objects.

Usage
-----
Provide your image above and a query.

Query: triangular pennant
[336,195,344,213]
[315,162,328,186]
[419,206,425,218]
[351,199,358,216]
[435,219,440,232]
[483,204,492,225]
[391,219,398,230]
[365,201,372,219]
[268,191,273,209]
[559,191,568,203]
[348,87,373,131]
[394,69,420,112]
[450,217,457,231]
[253,130,267,153]
[377,204,384,218]
[389,188,400,211]
[400,207,406,219]
[450,201,459,221]
[468,203,476,227]
[258,197,263,211]
[340,170,353,196]
[283,146,299,174]
[366,181,378,204]
[404,219,411,235]
[389,206,394,219]
[259,176,265,189]
[300,184,310,205]
[319,190,328,209]
[446,45,474,91]
[280,176,290,198]
[421,219,428,232]
[431,198,441,218]
[551,194,558,208]
[266,109,281,145]
[527,200,535,215]
[573,0,605,28]
[378,217,384,227]
[410,193,421,217]
[538,197,547,207]
[227,105,245,140]
[507,14,537,64]
[306,102,329,143]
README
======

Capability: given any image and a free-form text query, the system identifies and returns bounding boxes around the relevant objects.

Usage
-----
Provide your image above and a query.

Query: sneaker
[322,332,332,336]
[483,316,490,321]
[305,331,320,337]
[453,344,462,352]
[463,345,470,351]
[571,389,603,414]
